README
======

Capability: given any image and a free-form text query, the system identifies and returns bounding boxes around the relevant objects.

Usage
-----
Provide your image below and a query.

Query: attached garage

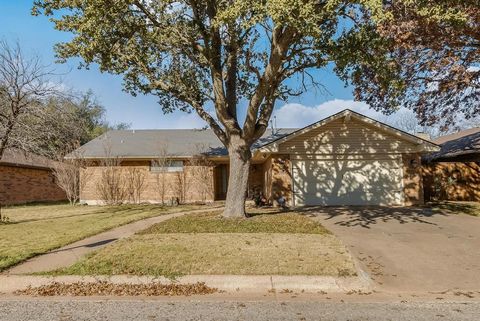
[258,109,440,207]
[292,158,404,206]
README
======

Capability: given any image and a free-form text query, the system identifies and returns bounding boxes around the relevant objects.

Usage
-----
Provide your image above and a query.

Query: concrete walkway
[0,274,370,294]
[5,207,218,275]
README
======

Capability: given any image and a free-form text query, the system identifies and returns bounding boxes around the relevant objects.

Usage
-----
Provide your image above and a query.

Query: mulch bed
[15,281,217,296]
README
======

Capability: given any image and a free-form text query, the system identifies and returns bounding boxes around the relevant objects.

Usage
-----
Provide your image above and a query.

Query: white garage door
[292,158,404,206]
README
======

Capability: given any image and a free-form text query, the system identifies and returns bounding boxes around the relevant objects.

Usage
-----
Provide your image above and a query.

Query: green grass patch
[431,201,480,217]
[140,210,330,235]
[0,203,205,271]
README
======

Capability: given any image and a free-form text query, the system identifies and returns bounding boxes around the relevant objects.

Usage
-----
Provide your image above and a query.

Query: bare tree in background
[381,109,480,139]
[96,144,127,205]
[52,151,91,205]
[153,143,171,205]
[381,110,439,138]
[0,40,58,159]
[125,167,147,204]
[188,144,214,203]
[172,170,186,205]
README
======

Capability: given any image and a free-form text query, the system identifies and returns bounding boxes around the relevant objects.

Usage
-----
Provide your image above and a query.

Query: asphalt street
[1,299,479,321]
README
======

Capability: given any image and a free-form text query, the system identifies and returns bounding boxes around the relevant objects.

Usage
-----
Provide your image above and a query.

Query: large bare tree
[0,41,57,159]
[0,41,131,160]
[33,0,478,217]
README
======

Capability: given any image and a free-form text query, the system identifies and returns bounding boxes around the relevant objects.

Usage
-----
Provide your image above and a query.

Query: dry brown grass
[58,233,356,277]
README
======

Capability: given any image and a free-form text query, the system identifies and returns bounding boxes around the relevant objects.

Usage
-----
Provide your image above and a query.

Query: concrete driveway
[308,206,480,293]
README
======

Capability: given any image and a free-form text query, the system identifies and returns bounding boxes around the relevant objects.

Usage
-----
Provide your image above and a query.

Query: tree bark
[223,136,251,218]
[0,118,15,160]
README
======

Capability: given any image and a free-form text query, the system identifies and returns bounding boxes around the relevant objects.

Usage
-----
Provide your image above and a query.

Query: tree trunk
[223,136,251,218]
[0,119,15,160]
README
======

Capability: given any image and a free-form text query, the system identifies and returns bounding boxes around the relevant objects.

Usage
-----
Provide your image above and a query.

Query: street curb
[0,274,371,294]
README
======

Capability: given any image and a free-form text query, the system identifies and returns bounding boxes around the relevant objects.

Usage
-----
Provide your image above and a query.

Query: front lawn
[431,201,480,217]
[57,210,356,277]
[0,203,205,271]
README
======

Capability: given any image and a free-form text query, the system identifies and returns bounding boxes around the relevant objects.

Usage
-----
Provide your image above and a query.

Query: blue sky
[1,0,387,129]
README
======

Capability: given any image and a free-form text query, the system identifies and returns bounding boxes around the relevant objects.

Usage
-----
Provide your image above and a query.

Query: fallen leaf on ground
[15,281,217,297]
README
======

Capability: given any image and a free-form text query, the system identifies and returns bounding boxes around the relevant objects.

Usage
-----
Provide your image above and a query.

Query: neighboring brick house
[0,149,67,205]
[423,128,480,202]
[71,109,439,206]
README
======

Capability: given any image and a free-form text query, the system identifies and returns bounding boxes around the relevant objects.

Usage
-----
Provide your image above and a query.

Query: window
[150,160,184,172]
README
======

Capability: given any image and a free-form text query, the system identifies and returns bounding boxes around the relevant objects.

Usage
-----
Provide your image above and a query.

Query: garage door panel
[293,159,404,206]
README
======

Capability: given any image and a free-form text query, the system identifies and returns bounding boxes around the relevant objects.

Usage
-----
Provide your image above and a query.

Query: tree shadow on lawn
[245,205,292,218]
[429,201,480,217]
[295,205,449,229]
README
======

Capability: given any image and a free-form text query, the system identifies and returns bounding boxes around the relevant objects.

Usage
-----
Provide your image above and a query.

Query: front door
[214,164,229,200]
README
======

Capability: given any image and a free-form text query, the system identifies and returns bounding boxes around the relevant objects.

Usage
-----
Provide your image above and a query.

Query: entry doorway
[214,164,229,200]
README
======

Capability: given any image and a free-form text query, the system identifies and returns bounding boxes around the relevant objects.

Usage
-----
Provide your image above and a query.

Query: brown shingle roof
[0,149,57,169]
[426,128,480,161]
[67,128,297,159]
[433,128,480,145]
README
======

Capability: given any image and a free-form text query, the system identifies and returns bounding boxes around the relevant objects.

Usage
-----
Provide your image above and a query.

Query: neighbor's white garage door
[292,158,404,206]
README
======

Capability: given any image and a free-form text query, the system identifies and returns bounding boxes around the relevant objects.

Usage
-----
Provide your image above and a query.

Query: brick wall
[0,165,67,205]
[423,162,480,202]
[402,153,424,205]
[80,160,215,204]
[248,163,264,198]
[263,155,292,206]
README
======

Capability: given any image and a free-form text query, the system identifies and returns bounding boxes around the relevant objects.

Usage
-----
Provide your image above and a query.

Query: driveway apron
[308,206,480,292]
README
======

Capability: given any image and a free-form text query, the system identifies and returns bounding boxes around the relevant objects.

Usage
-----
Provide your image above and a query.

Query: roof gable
[69,109,440,160]
[258,109,439,154]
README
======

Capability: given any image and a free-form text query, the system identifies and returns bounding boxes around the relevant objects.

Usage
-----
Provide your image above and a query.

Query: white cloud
[272,99,385,128]
[152,98,410,131]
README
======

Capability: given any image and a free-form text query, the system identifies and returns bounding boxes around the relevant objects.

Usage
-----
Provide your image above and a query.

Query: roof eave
[257,109,440,152]
[66,154,230,160]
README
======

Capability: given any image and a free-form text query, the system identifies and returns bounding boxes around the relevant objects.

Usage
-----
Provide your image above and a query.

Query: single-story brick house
[0,149,67,205]
[423,128,480,202]
[71,109,439,207]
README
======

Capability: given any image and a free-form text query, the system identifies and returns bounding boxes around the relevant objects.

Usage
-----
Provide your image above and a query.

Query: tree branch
[242,26,296,141]
[205,0,239,136]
